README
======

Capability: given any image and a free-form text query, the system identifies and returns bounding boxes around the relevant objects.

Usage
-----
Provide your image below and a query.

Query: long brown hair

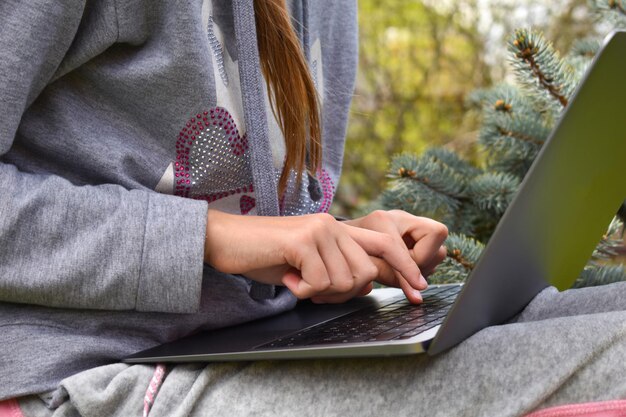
[253,0,321,197]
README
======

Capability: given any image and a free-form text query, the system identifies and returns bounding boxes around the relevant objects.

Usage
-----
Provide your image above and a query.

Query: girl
[1,1,625,416]
[0,0,445,410]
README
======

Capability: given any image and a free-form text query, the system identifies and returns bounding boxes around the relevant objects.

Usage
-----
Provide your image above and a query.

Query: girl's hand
[337,210,448,303]
[203,210,424,302]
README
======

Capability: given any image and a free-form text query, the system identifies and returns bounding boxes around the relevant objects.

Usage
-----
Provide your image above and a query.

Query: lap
[514,282,626,323]
[22,282,626,417]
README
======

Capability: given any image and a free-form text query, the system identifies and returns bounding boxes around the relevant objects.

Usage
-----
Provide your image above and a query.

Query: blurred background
[334,0,601,217]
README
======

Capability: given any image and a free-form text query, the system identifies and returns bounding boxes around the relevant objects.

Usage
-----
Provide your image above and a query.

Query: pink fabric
[0,399,25,417]
[525,400,626,417]
[143,364,167,417]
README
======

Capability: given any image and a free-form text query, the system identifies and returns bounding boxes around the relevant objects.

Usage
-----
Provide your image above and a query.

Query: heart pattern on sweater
[173,106,335,216]
[174,107,255,212]
[280,168,335,216]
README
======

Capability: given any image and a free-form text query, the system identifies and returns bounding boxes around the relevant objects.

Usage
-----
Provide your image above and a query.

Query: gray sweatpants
[19,283,626,417]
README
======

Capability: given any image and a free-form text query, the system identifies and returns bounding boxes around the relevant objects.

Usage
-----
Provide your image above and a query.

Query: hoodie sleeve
[0,0,208,314]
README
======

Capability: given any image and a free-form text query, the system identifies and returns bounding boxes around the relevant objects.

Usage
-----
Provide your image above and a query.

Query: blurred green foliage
[345,0,626,285]
[335,0,492,216]
[334,0,598,217]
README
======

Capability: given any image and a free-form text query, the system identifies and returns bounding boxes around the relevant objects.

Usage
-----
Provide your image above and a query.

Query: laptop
[125,30,626,363]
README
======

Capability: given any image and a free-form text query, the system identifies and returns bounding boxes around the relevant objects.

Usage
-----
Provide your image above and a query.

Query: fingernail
[419,273,428,289]
[412,289,423,302]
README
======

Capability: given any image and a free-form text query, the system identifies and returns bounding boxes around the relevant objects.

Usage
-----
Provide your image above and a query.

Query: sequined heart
[174,107,254,202]
[280,169,335,216]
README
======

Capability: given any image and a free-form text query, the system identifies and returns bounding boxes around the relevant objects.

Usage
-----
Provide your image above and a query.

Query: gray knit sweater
[0,0,358,399]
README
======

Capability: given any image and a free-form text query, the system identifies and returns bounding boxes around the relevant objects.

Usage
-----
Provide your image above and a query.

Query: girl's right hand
[203,210,426,302]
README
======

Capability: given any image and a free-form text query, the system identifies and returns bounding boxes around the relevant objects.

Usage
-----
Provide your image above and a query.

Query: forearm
[0,163,208,313]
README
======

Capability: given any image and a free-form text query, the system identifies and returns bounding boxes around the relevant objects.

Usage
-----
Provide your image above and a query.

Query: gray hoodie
[0,0,358,399]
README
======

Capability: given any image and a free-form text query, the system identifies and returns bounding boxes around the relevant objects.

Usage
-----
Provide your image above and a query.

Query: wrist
[204,209,231,266]
[202,210,290,285]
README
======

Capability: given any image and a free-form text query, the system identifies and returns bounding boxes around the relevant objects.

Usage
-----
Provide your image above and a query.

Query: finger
[343,213,432,302]
[282,250,331,298]
[405,221,448,266]
[420,246,447,277]
[369,257,426,304]
[364,221,430,295]
[311,282,374,304]
[373,258,428,291]
[309,236,377,303]
[318,238,356,294]
[368,257,396,286]
[357,282,374,297]
[245,265,291,285]
[397,270,424,303]
[281,268,316,299]
[341,218,426,294]
[344,225,422,290]
[336,234,379,293]
[379,212,448,266]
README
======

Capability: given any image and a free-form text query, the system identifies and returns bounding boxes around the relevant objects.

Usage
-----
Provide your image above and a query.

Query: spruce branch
[495,125,542,146]
[449,250,475,271]
[375,11,625,290]
[610,0,626,15]
[446,233,485,270]
[592,0,626,29]
[479,110,549,177]
[382,153,470,226]
[509,29,576,109]
[470,83,560,130]
[481,114,547,155]
[465,87,493,110]
[453,202,488,239]
[472,84,536,116]
[566,38,601,81]
[595,0,626,16]
[422,148,482,179]
[568,38,601,59]
[380,185,460,227]
[617,200,626,224]
[427,257,468,284]
[477,85,551,158]
[467,172,520,215]
[573,264,626,288]
[591,217,625,260]
[428,233,485,284]
[387,153,468,199]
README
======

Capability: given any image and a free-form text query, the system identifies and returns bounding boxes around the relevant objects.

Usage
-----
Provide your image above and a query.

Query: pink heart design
[172,107,335,216]
[174,107,254,203]
[279,169,335,216]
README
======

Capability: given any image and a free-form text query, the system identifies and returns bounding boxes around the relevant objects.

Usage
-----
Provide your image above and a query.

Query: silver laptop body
[125,31,626,363]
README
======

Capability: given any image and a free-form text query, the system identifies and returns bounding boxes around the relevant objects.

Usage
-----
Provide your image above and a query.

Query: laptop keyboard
[256,284,461,349]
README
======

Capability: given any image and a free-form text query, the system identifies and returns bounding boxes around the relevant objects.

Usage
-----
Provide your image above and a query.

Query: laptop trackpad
[125,294,388,362]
